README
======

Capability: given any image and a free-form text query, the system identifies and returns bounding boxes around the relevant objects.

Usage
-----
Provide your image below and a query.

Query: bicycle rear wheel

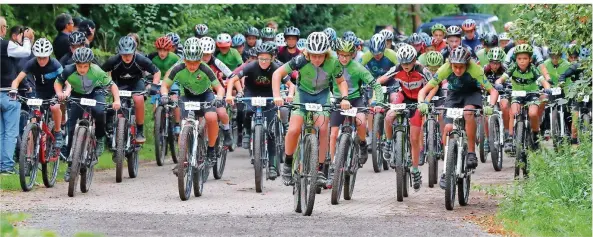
[331,135,349,205]
[301,134,318,216]
[253,125,264,193]
[115,117,126,183]
[344,136,359,200]
[489,115,503,171]
[213,128,227,180]
[154,106,166,166]
[127,116,138,178]
[193,134,207,197]
[80,130,95,193]
[478,116,486,163]
[371,113,384,173]
[445,137,458,210]
[19,123,40,192]
[426,120,438,188]
[177,126,194,201]
[42,121,60,188]
[68,127,86,197]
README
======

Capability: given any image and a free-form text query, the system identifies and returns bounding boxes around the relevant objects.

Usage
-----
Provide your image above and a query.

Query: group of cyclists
[4,16,591,212]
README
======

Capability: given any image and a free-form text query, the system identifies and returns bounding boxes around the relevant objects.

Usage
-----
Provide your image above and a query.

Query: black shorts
[180,90,218,118]
[117,79,147,100]
[511,93,541,106]
[444,91,482,124]
[330,97,364,127]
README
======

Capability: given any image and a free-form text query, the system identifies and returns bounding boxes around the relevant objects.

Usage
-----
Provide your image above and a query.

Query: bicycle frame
[442,108,480,178]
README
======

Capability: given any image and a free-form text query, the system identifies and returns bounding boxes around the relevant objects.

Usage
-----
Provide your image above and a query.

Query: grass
[0,101,160,191]
[496,134,592,236]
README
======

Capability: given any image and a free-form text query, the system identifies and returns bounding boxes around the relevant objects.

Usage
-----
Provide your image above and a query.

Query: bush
[497,135,592,236]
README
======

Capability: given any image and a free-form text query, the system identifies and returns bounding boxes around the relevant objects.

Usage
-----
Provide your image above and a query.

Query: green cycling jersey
[499,63,544,92]
[56,63,114,95]
[164,62,220,95]
[543,58,571,86]
[332,60,383,103]
[152,52,181,74]
[284,53,344,95]
[216,48,243,71]
[429,61,493,92]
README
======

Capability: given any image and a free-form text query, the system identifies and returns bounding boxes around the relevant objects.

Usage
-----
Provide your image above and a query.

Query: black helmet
[117,36,137,54]
[284,26,300,37]
[72,47,94,63]
[246,26,260,37]
[449,46,470,64]
[245,48,257,58]
[68,31,86,46]
[482,33,499,48]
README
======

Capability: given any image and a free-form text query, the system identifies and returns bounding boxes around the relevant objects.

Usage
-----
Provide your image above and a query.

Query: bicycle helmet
[514,44,533,56]
[396,44,417,64]
[482,33,499,48]
[246,27,260,37]
[284,26,300,37]
[369,33,386,55]
[379,29,394,41]
[431,23,446,34]
[165,32,181,45]
[255,42,276,56]
[567,44,580,57]
[275,33,286,47]
[33,38,53,57]
[232,34,246,47]
[449,46,470,64]
[419,32,430,43]
[580,47,591,58]
[396,34,408,43]
[461,19,476,31]
[199,37,216,54]
[323,27,337,41]
[261,27,276,39]
[183,37,203,61]
[68,31,86,46]
[474,44,484,52]
[155,36,174,50]
[425,51,444,66]
[355,38,363,47]
[498,32,511,41]
[423,36,434,47]
[548,45,562,56]
[343,33,358,44]
[393,42,407,54]
[305,32,330,54]
[486,47,506,62]
[195,24,209,37]
[244,48,257,58]
[72,47,94,63]
[117,36,137,54]
[296,38,307,51]
[335,38,355,54]
[446,25,462,38]
[408,33,423,45]
[216,33,232,48]
[342,31,356,40]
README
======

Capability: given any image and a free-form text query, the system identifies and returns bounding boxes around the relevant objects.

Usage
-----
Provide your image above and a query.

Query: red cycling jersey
[382,63,432,100]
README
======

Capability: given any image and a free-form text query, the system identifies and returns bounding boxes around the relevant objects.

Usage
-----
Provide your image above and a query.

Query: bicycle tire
[514,122,524,179]
[478,116,486,163]
[168,117,178,164]
[115,117,126,183]
[489,115,503,171]
[68,127,86,197]
[127,115,138,178]
[301,134,318,216]
[394,131,406,202]
[371,113,384,173]
[458,143,470,206]
[253,125,264,193]
[213,128,227,180]
[177,126,194,201]
[194,134,207,197]
[80,129,95,193]
[426,120,438,188]
[154,106,166,166]
[331,135,349,205]
[445,137,458,210]
[344,136,358,200]
[42,121,60,188]
[19,123,40,192]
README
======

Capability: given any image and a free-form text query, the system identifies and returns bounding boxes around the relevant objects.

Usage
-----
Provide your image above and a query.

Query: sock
[223,123,230,130]
[137,124,143,132]
[318,163,324,171]
[359,140,367,147]
[207,146,215,153]
[175,122,180,127]
[285,154,293,165]
[571,138,578,144]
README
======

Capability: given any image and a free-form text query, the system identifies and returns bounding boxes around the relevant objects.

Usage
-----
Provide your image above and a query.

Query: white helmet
[275,33,286,47]
[379,29,394,40]
[216,33,232,47]
[396,44,417,64]
[33,38,53,57]
[199,37,216,54]
[183,37,203,61]
[306,32,330,54]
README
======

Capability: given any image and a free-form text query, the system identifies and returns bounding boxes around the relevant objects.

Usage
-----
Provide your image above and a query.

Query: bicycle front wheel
[19,123,40,192]
[177,126,194,201]
[253,125,264,193]
[154,106,167,166]
[301,134,319,216]
[68,127,86,197]
[331,135,349,205]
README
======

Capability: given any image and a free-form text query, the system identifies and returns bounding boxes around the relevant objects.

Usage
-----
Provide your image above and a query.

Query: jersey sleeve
[21,58,37,74]
[332,60,344,79]
[147,52,158,60]
[381,65,400,79]
[164,63,185,86]
[236,61,256,78]
[503,47,515,69]
[532,47,544,67]
[199,63,218,83]
[357,64,383,103]
[383,49,399,65]
[360,51,373,66]
[56,64,76,86]
[428,63,450,87]
[101,55,119,72]
[137,54,160,74]
[468,62,493,91]
[283,54,307,73]
[90,64,114,87]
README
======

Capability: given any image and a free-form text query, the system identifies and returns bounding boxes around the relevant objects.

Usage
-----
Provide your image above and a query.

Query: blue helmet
[369,34,386,55]
[423,36,433,47]
[296,38,307,50]
[232,34,246,47]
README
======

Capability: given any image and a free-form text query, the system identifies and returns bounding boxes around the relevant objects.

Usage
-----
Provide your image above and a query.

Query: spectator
[53,13,74,60]
[0,17,34,175]
[72,17,83,31]
[266,20,278,30]
[504,21,514,32]
[78,19,96,47]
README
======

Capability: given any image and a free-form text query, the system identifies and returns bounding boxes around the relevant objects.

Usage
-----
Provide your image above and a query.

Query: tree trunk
[411,4,422,32]
[394,5,401,30]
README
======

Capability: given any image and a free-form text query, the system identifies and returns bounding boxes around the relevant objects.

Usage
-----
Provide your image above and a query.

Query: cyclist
[59,31,100,66]
[424,51,448,143]
[559,45,590,145]
[483,47,510,149]
[101,36,161,143]
[277,26,301,63]
[461,19,482,52]
[148,36,181,120]
[498,32,512,52]
[165,32,184,58]
[323,27,338,57]
[476,33,498,66]
[431,23,447,51]
[417,46,499,189]
[441,25,476,60]
[11,38,66,148]
[542,45,571,140]
[408,33,425,54]
[195,24,209,38]
[353,38,364,63]
[495,44,552,151]
[417,37,436,66]
[243,26,260,61]
[160,37,229,164]
[272,32,351,186]
[224,43,293,178]
[215,33,243,71]
[379,44,433,191]
[379,29,395,50]
[261,27,276,43]
[55,47,121,181]
[327,38,382,184]
[232,33,246,56]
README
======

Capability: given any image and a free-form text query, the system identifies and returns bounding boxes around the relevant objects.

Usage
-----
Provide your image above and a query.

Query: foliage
[0,213,57,237]
[498,134,592,236]
[511,4,592,99]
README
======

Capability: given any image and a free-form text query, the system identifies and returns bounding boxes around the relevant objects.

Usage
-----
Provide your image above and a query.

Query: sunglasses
[258,58,272,62]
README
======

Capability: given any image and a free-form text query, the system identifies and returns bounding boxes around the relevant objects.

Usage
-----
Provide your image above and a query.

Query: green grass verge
[497,134,592,236]
[0,101,160,191]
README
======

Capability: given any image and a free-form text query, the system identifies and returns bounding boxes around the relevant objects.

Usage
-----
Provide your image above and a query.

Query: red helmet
[155,36,174,50]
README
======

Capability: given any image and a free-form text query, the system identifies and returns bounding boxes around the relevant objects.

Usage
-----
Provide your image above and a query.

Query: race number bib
[390,103,406,111]
[251,97,267,107]
[446,108,464,119]
[304,103,323,112]
[26,99,43,106]
[184,102,201,111]
[340,108,358,117]
[511,91,527,97]
[550,87,562,96]
[80,98,97,107]
[119,90,132,97]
